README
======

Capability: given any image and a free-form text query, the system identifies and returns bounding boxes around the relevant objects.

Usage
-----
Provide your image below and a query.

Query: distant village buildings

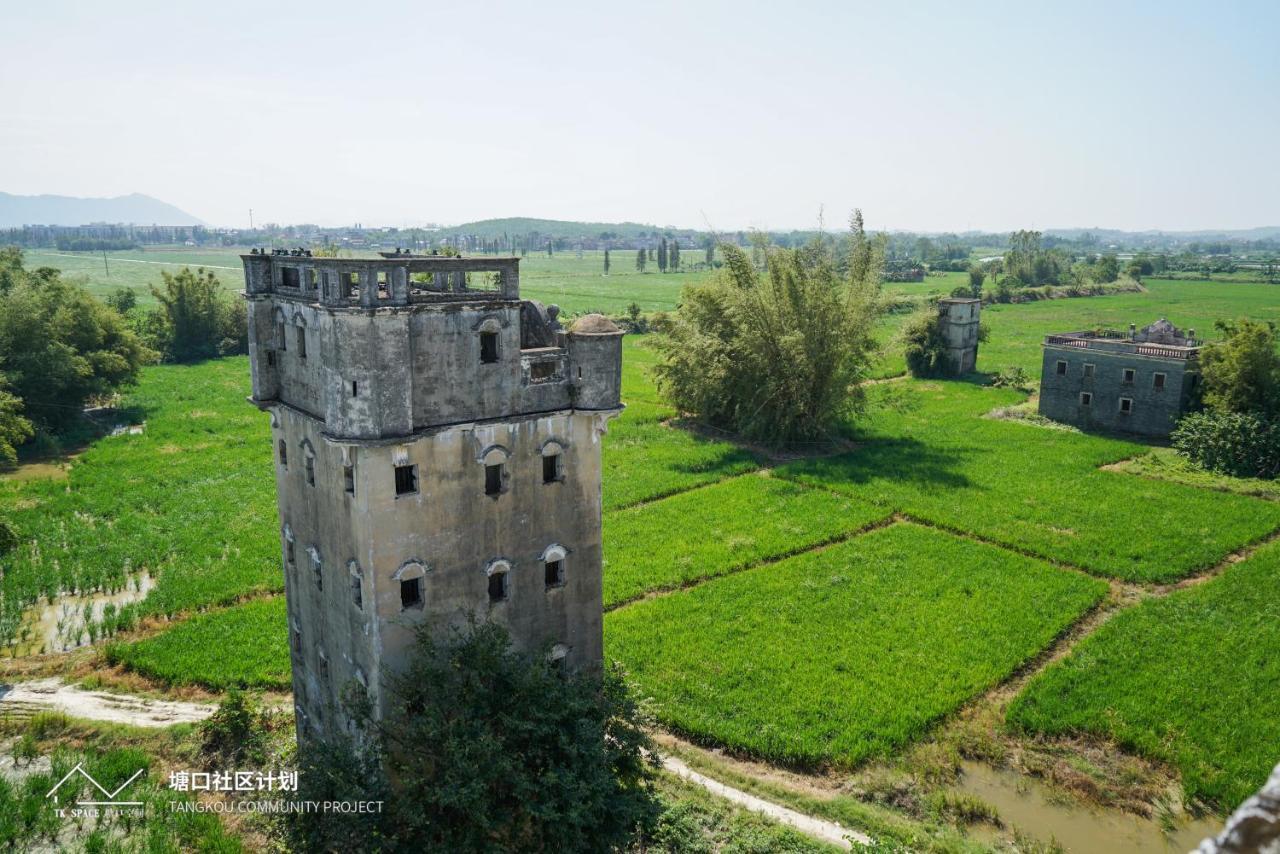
[1038,319,1202,437]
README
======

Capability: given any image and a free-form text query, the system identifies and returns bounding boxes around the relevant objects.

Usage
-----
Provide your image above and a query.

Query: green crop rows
[1008,538,1280,809]
[606,523,1107,767]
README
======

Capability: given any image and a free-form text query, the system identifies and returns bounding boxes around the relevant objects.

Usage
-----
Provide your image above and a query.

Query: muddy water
[15,572,155,655]
[957,761,1221,853]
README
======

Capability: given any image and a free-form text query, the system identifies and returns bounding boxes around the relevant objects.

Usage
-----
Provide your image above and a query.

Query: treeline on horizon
[5,218,1280,258]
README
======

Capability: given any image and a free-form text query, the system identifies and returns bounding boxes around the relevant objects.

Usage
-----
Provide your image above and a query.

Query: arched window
[475,317,503,364]
[542,544,568,589]
[541,439,565,484]
[479,445,510,497]
[485,558,512,603]
[549,643,569,672]
[282,523,295,568]
[394,560,428,610]
[300,439,316,487]
[308,546,323,591]
[348,560,363,610]
[273,307,287,351]
[293,313,308,359]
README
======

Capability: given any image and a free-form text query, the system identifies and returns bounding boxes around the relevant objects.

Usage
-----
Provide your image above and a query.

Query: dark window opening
[296,327,307,359]
[351,576,362,610]
[1153,373,1166,391]
[267,350,276,367]
[351,380,358,397]
[292,630,301,655]
[319,654,330,681]
[1120,397,1133,414]
[550,653,566,673]
[286,540,294,565]
[277,323,287,351]
[485,463,503,496]
[377,271,389,298]
[1080,392,1092,406]
[1122,368,1135,383]
[1055,360,1067,376]
[281,267,301,289]
[530,361,556,381]
[577,366,582,379]
[395,464,418,496]
[543,454,561,484]
[344,464,355,495]
[307,269,317,290]
[278,440,288,467]
[488,572,507,603]
[545,559,564,588]
[1083,363,1094,378]
[305,456,315,486]
[480,331,499,364]
[401,577,423,609]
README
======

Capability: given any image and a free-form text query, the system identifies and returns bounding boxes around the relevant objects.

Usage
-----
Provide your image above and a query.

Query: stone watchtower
[936,297,981,375]
[241,250,623,739]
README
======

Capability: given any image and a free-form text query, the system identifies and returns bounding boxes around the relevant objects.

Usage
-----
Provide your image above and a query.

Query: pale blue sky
[2,0,1276,231]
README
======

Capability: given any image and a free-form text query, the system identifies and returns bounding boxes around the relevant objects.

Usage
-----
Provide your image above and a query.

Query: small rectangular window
[1055,360,1068,376]
[307,268,318,290]
[1080,392,1092,406]
[267,351,276,367]
[281,267,301,289]
[344,464,355,495]
[319,653,329,681]
[488,572,507,603]
[305,456,315,486]
[395,464,418,496]
[351,575,362,610]
[1153,372,1166,391]
[1122,367,1135,383]
[351,380,358,397]
[545,559,564,588]
[485,464,503,496]
[401,577,423,609]
[279,440,288,467]
[480,331,499,364]
[1119,397,1133,414]
[543,454,561,484]
[292,629,302,655]
[297,327,307,359]
[530,361,556,381]
[1083,363,1095,379]
[286,540,295,566]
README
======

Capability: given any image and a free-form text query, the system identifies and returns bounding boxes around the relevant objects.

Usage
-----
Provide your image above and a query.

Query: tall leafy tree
[669,239,680,272]
[603,248,610,276]
[657,238,668,273]
[148,267,246,362]
[655,218,885,445]
[1199,319,1280,417]
[0,264,152,431]
[635,248,647,273]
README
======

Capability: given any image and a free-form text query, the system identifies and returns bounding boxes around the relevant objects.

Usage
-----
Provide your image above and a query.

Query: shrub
[1172,410,1280,479]
[200,688,272,766]
[289,621,660,853]
[653,217,883,445]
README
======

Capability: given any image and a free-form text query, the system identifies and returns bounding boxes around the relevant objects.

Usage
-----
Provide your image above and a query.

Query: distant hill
[0,192,205,227]
[435,217,692,240]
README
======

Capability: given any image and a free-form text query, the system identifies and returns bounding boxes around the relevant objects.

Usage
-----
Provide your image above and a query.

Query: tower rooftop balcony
[242,250,521,308]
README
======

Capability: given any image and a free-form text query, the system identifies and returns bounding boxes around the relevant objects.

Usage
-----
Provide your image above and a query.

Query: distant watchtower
[242,249,623,740]
[936,297,981,375]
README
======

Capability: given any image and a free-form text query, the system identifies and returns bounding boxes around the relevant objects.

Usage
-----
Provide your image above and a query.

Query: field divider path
[604,511,899,613]
[660,753,865,850]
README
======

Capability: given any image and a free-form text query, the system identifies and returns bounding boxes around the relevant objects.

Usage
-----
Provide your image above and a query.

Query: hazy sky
[3,0,1276,232]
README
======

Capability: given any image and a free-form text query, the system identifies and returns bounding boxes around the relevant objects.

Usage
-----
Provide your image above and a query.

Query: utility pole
[102,250,109,277]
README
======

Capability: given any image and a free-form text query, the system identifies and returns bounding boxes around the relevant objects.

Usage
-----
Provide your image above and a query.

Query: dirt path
[0,679,215,727]
[661,754,867,850]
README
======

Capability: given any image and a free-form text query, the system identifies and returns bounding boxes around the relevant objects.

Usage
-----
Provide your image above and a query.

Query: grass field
[106,595,289,689]
[6,265,1280,814]
[779,381,1280,582]
[606,523,1107,767]
[0,358,282,647]
[1007,537,1280,809]
[602,473,892,607]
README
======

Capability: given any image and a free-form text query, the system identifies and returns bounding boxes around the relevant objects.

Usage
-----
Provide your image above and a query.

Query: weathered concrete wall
[1037,345,1197,437]
[938,298,981,375]
[245,254,622,741]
